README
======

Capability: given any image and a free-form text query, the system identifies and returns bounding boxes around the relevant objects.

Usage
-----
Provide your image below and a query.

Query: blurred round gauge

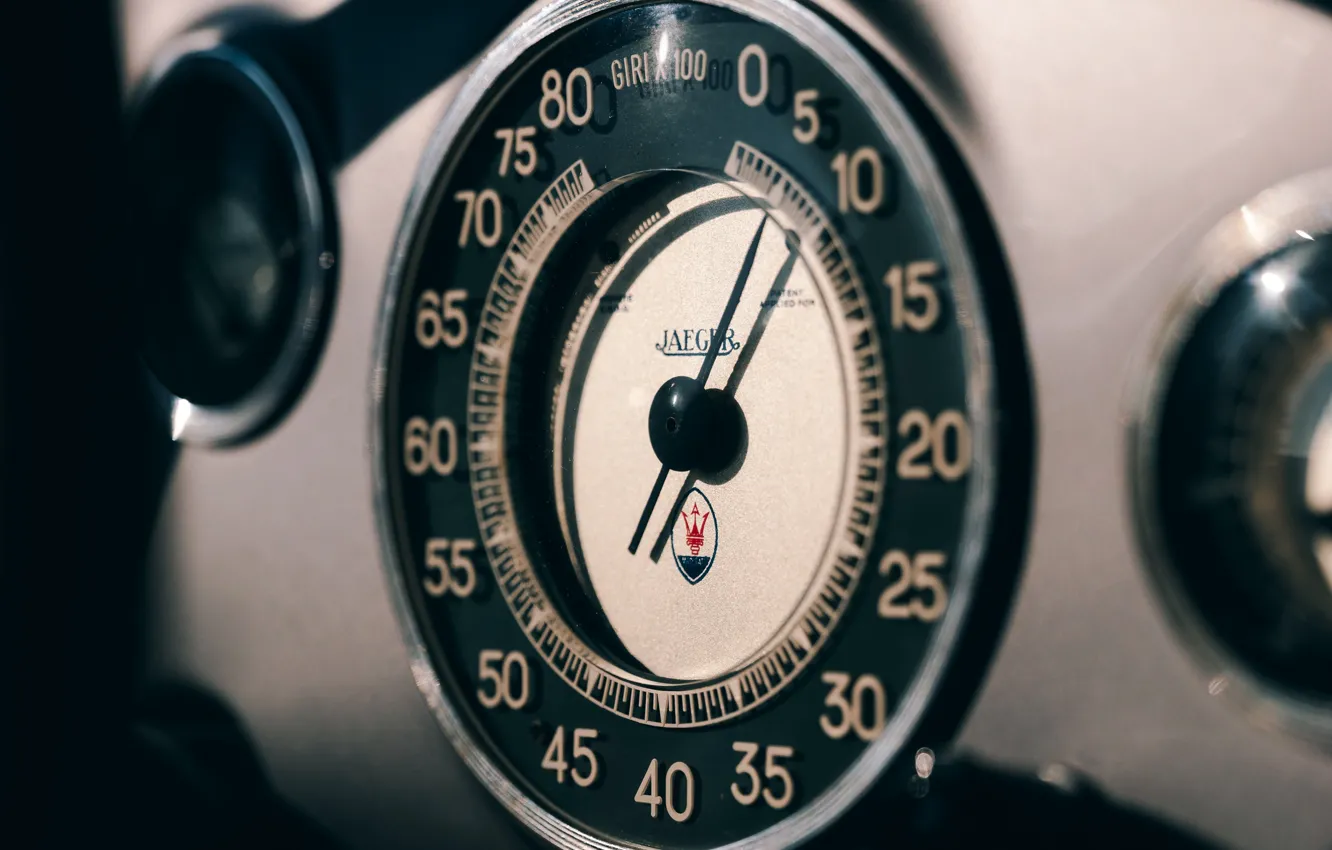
[129,36,336,446]
[1133,168,1332,746]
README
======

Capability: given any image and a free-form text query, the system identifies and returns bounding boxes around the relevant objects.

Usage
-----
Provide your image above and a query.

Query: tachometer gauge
[373,0,1031,846]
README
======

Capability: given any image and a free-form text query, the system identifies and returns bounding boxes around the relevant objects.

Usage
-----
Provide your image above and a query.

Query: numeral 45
[541,726,600,787]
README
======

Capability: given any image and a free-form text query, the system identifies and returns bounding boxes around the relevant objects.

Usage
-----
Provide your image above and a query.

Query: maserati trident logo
[671,487,718,584]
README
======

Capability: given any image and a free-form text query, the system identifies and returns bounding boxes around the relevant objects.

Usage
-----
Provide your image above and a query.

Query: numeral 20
[897,410,970,481]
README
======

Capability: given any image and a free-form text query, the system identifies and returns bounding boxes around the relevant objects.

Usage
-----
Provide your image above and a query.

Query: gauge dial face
[376,1,1014,846]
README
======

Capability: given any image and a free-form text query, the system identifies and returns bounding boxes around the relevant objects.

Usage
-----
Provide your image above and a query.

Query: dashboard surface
[122,1,1332,848]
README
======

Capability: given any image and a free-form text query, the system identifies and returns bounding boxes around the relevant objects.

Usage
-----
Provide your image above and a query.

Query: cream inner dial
[555,185,849,681]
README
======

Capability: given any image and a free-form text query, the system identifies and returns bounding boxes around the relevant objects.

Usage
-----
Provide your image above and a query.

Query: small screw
[318,250,335,270]
[914,747,935,779]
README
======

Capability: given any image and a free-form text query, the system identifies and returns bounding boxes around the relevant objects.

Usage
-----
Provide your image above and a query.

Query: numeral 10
[831,147,884,214]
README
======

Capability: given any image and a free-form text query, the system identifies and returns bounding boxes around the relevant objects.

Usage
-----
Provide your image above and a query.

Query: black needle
[645,232,801,563]
[722,231,800,396]
[628,213,769,554]
[627,465,671,556]
[696,214,768,388]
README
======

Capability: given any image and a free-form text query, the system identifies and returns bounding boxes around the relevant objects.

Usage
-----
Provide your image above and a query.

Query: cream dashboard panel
[124,1,1332,848]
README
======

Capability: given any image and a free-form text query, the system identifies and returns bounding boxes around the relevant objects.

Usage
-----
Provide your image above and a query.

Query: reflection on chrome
[170,397,193,440]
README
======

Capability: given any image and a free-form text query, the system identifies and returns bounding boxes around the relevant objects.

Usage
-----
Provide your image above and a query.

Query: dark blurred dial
[1151,235,1332,704]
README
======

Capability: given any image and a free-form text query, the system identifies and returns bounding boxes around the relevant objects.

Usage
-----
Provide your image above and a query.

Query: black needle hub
[649,376,707,471]
[648,377,744,474]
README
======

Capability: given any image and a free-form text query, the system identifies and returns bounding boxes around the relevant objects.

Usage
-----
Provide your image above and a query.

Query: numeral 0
[737,43,768,108]
[403,416,457,476]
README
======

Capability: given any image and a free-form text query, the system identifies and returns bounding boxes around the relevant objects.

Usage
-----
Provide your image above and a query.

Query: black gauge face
[376,1,1023,846]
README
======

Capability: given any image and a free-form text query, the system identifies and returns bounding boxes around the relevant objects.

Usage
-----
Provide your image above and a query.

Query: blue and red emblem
[671,487,718,584]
